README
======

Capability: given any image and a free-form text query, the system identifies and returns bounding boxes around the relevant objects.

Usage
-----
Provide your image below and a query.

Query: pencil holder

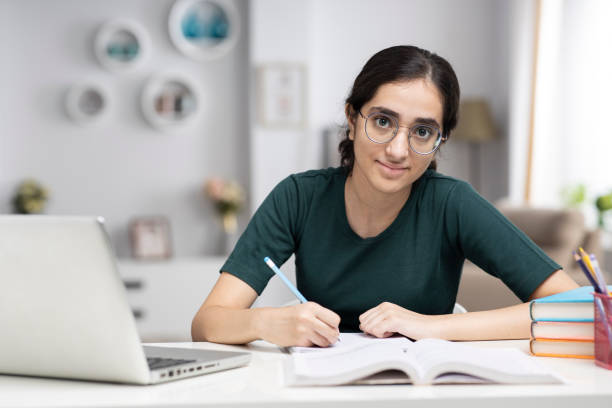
[593,292,612,369]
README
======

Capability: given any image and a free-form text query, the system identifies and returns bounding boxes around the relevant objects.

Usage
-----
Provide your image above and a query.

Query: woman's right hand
[255,302,341,347]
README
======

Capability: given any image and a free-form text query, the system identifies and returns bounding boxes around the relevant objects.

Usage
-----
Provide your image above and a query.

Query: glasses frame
[358,110,446,155]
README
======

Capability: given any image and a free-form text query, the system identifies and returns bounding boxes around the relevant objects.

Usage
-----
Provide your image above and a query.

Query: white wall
[1,0,250,257]
[248,0,313,209]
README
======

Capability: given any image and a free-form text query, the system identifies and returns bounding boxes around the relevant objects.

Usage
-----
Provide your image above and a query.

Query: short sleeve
[444,181,561,302]
[220,176,302,295]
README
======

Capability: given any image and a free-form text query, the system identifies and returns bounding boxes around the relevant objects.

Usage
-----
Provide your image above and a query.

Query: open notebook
[285,333,563,386]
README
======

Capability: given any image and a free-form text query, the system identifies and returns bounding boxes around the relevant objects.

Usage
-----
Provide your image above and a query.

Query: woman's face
[347,79,444,196]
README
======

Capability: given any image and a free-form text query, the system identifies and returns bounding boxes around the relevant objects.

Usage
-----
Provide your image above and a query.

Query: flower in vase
[204,178,245,234]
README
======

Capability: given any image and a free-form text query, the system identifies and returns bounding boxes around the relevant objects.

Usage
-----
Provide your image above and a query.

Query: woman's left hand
[358,302,438,339]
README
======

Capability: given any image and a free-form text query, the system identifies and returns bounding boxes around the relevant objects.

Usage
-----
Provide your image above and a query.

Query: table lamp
[453,99,497,192]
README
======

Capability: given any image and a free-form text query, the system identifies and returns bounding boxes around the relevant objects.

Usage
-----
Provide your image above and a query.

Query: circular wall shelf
[95,19,150,72]
[65,83,110,125]
[141,73,200,130]
[168,0,240,61]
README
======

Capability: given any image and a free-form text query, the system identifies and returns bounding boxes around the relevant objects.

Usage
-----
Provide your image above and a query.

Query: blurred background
[2,0,611,340]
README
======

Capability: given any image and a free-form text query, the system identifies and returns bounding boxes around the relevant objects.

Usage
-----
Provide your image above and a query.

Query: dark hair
[339,45,460,172]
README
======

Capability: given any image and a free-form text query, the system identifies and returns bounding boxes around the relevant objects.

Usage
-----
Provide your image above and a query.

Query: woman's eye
[414,126,433,139]
[374,116,391,128]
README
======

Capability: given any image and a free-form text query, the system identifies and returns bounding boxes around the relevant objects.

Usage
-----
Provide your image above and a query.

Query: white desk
[1,340,611,408]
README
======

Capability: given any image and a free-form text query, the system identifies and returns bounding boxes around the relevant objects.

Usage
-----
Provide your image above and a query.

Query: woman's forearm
[191,306,264,344]
[430,302,531,340]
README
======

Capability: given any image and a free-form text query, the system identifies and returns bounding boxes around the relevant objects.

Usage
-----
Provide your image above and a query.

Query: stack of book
[529,286,600,359]
[530,247,611,359]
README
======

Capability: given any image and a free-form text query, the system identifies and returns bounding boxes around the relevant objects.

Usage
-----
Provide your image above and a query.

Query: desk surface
[1,340,611,408]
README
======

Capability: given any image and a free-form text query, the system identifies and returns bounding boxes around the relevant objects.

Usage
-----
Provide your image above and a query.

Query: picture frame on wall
[129,216,173,260]
[256,64,307,128]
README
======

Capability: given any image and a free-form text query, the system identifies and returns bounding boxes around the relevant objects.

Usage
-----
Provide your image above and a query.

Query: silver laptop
[0,215,250,384]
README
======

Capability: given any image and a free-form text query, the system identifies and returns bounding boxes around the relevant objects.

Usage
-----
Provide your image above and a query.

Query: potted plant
[12,179,49,214]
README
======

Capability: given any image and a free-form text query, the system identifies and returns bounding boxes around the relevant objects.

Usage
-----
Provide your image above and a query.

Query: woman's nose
[385,127,410,160]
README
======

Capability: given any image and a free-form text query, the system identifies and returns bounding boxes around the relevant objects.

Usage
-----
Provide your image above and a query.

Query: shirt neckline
[336,169,427,244]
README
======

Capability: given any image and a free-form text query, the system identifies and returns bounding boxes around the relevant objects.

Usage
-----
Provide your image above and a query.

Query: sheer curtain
[529,0,612,228]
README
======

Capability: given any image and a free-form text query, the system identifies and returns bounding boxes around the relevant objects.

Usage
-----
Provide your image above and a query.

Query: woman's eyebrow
[368,106,441,128]
[413,117,441,128]
[368,106,399,117]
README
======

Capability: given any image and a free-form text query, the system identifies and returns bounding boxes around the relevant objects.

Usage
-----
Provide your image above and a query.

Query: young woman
[191,45,578,347]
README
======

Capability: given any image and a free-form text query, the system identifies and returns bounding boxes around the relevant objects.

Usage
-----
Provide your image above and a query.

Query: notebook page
[411,339,561,383]
[291,341,423,383]
[289,332,411,354]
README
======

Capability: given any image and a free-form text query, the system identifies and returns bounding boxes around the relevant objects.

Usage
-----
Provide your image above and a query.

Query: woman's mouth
[376,161,408,177]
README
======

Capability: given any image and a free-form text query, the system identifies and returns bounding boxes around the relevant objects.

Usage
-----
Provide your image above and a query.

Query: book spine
[531,317,594,323]
[530,351,594,359]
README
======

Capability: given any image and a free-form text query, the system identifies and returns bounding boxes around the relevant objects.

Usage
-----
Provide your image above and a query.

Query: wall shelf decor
[65,83,110,125]
[94,19,150,72]
[141,73,200,130]
[168,0,240,61]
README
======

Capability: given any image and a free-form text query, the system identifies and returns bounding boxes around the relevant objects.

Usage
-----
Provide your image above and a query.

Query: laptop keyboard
[147,357,196,370]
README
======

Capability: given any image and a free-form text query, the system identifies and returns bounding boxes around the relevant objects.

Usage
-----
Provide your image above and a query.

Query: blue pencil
[264,257,307,304]
[589,254,610,295]
[573,251,600,291]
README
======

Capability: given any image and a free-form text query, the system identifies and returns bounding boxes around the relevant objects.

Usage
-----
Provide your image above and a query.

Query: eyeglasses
[358,110,445,155]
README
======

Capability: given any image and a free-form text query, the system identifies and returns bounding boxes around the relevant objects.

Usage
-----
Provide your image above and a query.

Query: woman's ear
[345,104,356,140]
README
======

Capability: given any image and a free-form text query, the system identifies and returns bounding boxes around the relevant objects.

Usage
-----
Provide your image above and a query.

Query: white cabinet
[118,256,297,342]
[118,257,224,342]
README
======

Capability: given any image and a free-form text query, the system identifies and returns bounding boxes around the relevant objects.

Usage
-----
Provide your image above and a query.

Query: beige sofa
[456,206,602,312]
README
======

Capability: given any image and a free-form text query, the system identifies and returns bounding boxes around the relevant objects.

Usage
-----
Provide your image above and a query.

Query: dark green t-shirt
[221,167,560,331]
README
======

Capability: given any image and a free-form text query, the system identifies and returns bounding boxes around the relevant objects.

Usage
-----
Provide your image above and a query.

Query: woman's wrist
[424,314,450,339]
[250,307,271,341]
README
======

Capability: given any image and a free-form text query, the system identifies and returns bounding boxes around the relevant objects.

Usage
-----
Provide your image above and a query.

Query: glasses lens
[409,125,441,154]
[365,113,397,143]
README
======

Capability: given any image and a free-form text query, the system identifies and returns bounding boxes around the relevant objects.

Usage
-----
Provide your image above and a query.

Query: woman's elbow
[191,308,210,342]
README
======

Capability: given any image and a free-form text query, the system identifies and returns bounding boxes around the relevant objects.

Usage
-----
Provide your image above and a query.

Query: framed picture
[129,216,173,260]
[257,64,307,128]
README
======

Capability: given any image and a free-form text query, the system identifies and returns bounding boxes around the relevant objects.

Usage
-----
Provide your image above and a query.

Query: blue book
[529,286,612,322]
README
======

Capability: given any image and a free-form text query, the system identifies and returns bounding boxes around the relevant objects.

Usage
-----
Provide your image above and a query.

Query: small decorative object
[129,216,173,260]
[168,0,240,61]
[65,83,110,125]
[596,192,612,228]
[257,64,307,128]
[560,183,586,209]
[94,19,150,71]
[141,73,200,130]
[12,179,49,214]
[204,178,245,253]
